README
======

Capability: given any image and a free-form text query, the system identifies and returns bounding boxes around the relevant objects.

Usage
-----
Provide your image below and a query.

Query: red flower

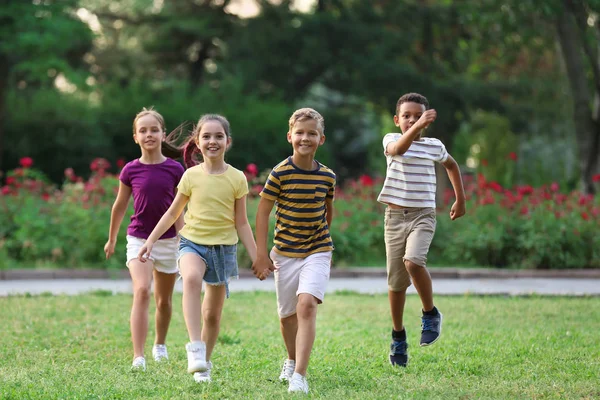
[64,168,74,179]
[488,181,503,193]
[481,159,488,167]
[550,182,559,192]
[517,185,534,196]
[19,157,33,168]
[1,186,10,195]
[6,176,15,185]
[593,174,600,183]
[520,205,529,215]
[581,211,590,221]
[90,158,110,172]
[359,174,374,187]
[507,152,517,161]
[42,193,50,202]
[245,163,258,178]
[116,158,126,169]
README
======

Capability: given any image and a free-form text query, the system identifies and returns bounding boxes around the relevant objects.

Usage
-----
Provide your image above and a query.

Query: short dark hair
[396,93,429,115]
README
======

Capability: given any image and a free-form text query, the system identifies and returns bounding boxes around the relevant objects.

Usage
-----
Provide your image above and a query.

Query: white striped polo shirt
[377,133,449,208]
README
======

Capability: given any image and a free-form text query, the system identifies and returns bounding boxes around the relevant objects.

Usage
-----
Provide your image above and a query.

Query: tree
[0,0,92,170]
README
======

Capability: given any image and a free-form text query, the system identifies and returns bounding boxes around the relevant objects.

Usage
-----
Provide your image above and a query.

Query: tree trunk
[555,2,598,193]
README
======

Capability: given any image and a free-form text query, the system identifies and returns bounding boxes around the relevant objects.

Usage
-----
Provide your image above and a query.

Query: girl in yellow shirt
[137,114,257,383]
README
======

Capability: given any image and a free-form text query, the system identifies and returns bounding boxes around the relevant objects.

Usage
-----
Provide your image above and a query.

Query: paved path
[1,277,599,297]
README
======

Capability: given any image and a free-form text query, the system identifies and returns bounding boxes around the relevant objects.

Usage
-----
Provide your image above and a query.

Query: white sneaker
[185,341,207,373]
[131,356,146,371]
[279,359,296,382]
[288,372,309,394]
[193,361,212,383]
[152,344,169,362]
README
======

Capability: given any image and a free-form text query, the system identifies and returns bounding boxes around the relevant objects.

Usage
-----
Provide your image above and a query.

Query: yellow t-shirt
[177,164,249,245]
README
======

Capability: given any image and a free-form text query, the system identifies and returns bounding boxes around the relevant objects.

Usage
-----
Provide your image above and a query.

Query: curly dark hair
[396,93,429,115]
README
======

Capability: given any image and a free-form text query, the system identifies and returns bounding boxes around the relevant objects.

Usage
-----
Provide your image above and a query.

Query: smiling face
[134,114,165,151]
[196,120,230,161]
[287,118,325,157]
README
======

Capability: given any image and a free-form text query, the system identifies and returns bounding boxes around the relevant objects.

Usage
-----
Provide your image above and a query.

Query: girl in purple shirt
[104,108,184,371]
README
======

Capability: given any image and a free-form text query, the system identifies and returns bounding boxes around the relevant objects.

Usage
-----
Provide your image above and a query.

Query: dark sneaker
[420,310,443,346]
[389,340,408,367]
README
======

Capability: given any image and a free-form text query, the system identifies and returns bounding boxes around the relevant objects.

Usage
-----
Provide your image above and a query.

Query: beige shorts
[271,248,332,318]
[384,207,436,292]
[126,235,179,274]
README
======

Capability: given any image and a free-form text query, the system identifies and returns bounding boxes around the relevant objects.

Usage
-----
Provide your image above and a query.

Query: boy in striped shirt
[253,108,335,394]
[378,93,466,367]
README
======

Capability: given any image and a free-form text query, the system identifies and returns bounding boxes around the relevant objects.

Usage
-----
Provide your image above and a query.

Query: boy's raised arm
[387,109,437,156]
[252,197,276,280]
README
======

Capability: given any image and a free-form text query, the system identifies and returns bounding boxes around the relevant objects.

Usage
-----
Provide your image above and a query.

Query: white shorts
[271,248,332,318]
[126,235,179,274]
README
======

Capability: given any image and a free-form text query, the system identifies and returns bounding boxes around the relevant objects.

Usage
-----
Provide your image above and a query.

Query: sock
[392,328,406,342]
[423,306,438,316]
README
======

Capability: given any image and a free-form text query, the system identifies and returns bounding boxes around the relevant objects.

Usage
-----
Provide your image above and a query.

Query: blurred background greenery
[2,0,599,190]
[1,0,599,269]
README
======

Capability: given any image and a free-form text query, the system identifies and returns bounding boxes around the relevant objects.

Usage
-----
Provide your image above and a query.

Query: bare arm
[325,197,334,229]
[137,191,189,260]
[173,189,185,232]
[234,195,257,264]
[387,109,437,156]
[252,197,276,280]
[442,154,466,220]
[104,182,132,259]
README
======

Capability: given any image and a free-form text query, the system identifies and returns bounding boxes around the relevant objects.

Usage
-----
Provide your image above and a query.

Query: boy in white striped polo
[378,93,466,367]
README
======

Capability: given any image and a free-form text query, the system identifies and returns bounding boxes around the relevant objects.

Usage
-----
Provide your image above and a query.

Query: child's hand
[252,256,275,281]
[104,240,116,259]
[137,241,154,262]
[416,109,437,130]
[450,201,466,220]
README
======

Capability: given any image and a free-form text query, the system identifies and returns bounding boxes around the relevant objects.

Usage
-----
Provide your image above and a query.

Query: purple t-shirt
[119,158,185,240]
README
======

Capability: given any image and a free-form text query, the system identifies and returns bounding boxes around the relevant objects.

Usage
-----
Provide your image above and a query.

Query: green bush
[1,160,599,269]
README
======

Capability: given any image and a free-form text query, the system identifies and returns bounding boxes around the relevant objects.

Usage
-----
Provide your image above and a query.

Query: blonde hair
[288,108,324,133]
[132,107,166,136]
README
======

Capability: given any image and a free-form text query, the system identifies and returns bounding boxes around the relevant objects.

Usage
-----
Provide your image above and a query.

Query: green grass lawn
[1,292,599,399]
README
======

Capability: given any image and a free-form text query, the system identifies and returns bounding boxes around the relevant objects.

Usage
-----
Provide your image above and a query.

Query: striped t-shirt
[377,133,448,208]
[260,157,336,258]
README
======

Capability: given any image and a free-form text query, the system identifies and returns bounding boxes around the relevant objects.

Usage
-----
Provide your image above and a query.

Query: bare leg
[406,260,434,312]
[280,314,298,361]
[389,289,407,332]
[294,294,318,376]
[201,284,227,361]
[179,254,206,342]
[153,269,177,345]
[128,260,154,359]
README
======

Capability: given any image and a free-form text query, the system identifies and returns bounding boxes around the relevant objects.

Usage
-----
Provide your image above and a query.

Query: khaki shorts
[271,248,332,318]
[384,207,436,292]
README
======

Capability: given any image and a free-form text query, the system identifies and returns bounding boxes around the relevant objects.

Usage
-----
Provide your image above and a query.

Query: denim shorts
[178,235,239,297]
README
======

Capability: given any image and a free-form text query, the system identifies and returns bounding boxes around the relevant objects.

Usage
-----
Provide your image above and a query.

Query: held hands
[416,109,437,131]
[104,240,116,259]
[251,255,276,281]
[136,240,155,262]
[449,201,466,220]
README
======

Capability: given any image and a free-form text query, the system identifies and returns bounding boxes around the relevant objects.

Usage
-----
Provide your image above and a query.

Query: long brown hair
[163,114,231,169]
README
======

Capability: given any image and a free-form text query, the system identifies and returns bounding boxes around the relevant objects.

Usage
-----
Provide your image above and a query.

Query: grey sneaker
[288,372,308,394]
[185,341,207,373]
[194,361,212,383]
[420,309,443,346]
[389,340,408,367]
[279,359,296,382]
